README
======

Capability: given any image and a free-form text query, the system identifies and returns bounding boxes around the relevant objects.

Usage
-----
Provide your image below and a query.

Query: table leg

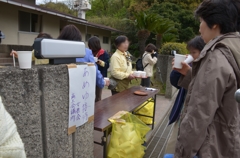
[102,129,109,158]
[152,95,157,130]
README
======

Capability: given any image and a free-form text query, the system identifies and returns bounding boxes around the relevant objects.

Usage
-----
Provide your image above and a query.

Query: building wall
[0,3,19,45]
[0,3,60,46]
[42,14,60,39]
[0,2,112,52]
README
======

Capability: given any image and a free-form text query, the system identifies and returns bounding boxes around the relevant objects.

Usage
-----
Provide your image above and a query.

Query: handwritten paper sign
[67,64,96,135]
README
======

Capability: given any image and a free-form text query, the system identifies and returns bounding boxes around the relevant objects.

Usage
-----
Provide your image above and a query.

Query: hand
[128,74,135,80]
[10,50,18,58]
[173,62,191,76]
[172,58,175,68]
[104,79,110,86]
[151,53,157,58]
[97,60,105,67]
[151,54,154,58]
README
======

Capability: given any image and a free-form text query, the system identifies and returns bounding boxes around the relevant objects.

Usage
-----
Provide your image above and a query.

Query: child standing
[165,36,205,154]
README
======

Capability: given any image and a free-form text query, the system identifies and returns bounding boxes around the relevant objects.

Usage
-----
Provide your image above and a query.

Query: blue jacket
[76,48,104,89]
[169,70,186,125]
[97,51,109,77]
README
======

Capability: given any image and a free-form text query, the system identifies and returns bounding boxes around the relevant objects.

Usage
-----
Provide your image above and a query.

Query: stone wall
[156,55,169,84]
[0,65,94,158]
[157,55,177,98]
[0,67,42,157]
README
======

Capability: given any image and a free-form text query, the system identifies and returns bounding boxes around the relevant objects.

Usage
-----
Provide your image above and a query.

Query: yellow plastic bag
[108,111,151,158]
[134,99,154,125]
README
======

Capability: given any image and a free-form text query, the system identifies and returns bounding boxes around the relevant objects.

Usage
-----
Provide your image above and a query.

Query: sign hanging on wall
[67,63,96,135]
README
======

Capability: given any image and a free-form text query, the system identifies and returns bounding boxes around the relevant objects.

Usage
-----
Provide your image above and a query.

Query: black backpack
[136,54,149,71]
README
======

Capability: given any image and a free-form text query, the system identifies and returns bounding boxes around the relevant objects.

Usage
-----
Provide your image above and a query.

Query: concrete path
[144,93,176,158]
[94,88,175,158]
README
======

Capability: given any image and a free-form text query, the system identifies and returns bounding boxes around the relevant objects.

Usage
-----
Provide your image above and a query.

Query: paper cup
[174,54,186,69]
[17,51,32,69]
[184,55,194,64]
[141,72,147,78]
[104,77,109,82]
[133,71,138,77]
[94,57,98,62]
[135,71,141,77]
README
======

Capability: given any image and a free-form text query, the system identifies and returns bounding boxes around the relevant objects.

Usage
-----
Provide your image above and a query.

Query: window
[86,34,91,41]
[103,36,109,44]
[19,11,40,32]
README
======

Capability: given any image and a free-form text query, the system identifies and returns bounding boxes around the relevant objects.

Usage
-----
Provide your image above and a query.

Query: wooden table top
[94,86,159,132]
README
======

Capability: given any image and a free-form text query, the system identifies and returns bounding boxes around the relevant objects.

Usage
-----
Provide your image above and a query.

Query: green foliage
[40,2,76,16]
[149,2,200,42]
[134,12,163,55]
[154,18,177,35]
[162,33,178,43]
[88,16,139,56]
[179,27,195,42]
[153,17,178,48]
[134,12,160,32]
[157,0,202,10]
[87,16,129,30]
[128,43,139,57]
[160,42,188,55]
[88,1,134,18]
[39,0,202,57]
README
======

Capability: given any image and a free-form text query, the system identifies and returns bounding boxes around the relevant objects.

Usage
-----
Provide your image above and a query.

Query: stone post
[0,65,94,158]
[156,55,178,98]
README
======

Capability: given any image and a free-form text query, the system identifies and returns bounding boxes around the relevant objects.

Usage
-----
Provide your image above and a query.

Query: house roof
[0,0,122,33]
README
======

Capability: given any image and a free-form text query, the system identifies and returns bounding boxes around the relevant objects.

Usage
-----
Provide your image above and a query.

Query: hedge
[159,42,188,55]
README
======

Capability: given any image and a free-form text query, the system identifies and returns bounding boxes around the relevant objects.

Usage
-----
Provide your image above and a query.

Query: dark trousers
[111,90,119,96]
[141,77,151,87]
[95,86,102,102]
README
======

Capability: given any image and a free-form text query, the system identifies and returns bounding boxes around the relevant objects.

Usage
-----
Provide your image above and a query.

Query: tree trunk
[120,0,124,7]
[156,34,163,49]
[137,30,150,57]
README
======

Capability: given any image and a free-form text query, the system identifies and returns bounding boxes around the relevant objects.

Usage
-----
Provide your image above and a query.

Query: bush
[159,42,188,55]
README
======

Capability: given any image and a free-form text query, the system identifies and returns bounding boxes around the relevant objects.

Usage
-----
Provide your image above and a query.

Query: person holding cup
[88,36,110,78]
[141,43,158,87]
[10,33,52,68]
[110,36,134,95]
[173,0,240,157]
[88,36,110,102]
[165,36,205,155]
